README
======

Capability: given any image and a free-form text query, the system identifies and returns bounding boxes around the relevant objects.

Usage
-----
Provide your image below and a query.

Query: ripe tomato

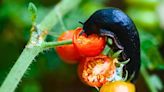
[100,81,135,92]
[78,55,116,87]
[55,30,80,64]
[73,27,106,57]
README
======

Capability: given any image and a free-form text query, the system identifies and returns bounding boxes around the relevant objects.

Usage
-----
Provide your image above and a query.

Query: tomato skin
[78,55,116,87]
[55,30,80,64]
[100,81,135,92]
[73,27,106,57]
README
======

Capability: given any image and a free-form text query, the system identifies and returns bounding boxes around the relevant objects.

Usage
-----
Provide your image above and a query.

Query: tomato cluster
[55,27,135,92]
[55,27,106,64]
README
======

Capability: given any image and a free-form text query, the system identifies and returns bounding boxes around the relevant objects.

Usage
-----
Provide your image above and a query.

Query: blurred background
[0,0,164,92]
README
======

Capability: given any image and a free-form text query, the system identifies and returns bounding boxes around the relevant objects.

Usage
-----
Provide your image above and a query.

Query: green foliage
[0,0,164,92]
[127,8,159,29]
[126,0,164,92]
[125,0,160,7]
[140,30,164,70]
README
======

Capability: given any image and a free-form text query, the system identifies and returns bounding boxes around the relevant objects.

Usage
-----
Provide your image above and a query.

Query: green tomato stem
[42,39,72,49]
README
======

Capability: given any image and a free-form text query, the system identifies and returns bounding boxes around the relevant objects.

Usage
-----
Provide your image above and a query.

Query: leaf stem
[141,65,158,92]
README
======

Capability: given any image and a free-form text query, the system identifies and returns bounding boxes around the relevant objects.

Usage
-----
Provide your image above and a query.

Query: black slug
[81,8,140,82]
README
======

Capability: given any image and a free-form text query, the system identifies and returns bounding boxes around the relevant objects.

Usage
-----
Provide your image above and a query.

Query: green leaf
[140,31,158,51]
[127,8,159,29]
[28,2,37,23]
[140,31,164,70]
[157,65,164,70]
[141,50,154,69]
[125,0,159,7]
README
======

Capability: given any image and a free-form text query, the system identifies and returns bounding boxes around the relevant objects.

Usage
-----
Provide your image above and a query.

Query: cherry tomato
[73,27,106,57]
[100,81,135,92]
[78,55,116,87]
[55,30,80,64]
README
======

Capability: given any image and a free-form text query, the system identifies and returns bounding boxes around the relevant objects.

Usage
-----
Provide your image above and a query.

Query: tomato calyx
[102,46,131,82]
[107,58,129,82]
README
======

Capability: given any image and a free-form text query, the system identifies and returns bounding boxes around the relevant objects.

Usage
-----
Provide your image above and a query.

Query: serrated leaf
[140,31,164,70]
[141,50,154,69]
[147,47,164,69]
[140,31,158,51]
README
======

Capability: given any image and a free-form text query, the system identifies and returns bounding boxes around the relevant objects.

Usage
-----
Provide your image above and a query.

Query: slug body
[82,8,140,82]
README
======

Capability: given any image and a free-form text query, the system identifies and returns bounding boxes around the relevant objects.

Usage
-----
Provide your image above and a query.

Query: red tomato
[55,30,80,64]
[73,27,106,57]
[100,81,135,92]
[78,55,116,87]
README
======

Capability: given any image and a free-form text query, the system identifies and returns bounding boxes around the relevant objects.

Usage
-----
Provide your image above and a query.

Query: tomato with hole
[78,55,116,87]
[73,27,106,57]
[55,30,80,64]
[100,81,135,92]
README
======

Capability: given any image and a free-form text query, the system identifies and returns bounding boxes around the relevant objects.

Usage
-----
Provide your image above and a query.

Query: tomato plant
[78,55,116,87]
[100,81,135,92]
[55,30,80,64]
[73,27,106,57]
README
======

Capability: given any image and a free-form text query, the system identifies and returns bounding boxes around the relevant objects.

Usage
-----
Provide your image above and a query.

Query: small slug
[81,8,140,82]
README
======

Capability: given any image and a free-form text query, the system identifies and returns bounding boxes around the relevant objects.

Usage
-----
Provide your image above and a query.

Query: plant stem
[38,0,81,36]
[0,0,81,92]
[0,47,42,92]
[0,40,72,92]
[42,39,72,48]
[141,65,158,92]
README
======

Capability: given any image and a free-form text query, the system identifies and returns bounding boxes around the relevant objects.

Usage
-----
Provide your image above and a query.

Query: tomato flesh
[73,27,106,57]
[100,81,136,92]
[78,55,116,87]
[55,30,80,64]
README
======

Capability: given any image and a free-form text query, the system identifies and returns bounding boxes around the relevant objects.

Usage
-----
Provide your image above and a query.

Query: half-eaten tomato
[73,27,106,57]
[100,81,135,92]
[78,55,116,87]
[55,30,80,64]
